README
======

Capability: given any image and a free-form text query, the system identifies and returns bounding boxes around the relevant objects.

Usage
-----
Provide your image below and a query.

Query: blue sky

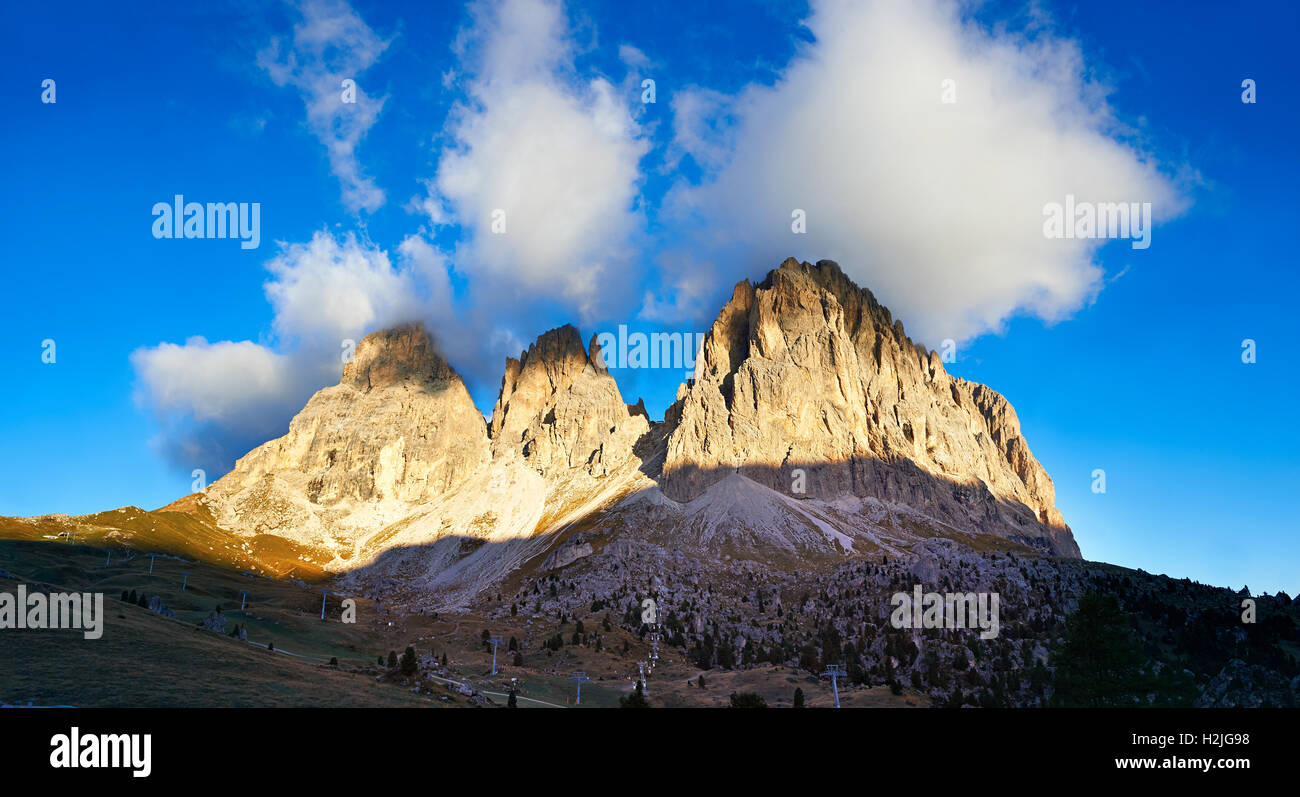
[2,0,1296,594]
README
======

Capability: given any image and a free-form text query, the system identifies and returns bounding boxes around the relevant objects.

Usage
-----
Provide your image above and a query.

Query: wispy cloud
[259,0,391,213]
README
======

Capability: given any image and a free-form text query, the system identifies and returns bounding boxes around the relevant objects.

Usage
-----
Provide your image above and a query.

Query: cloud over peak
[131,230,457,474]
[662,0,1188,343]
[134,0,1194,477]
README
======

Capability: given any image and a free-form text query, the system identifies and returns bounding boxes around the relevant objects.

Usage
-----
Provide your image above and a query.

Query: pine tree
[620,681,650,708]
[792,687,805,708]
[387,650,398,669]
[400,646,417,675]
[507,690,518,708]
[945,686,963,708]
[728,692,768,708]
[1051,592,1148,707]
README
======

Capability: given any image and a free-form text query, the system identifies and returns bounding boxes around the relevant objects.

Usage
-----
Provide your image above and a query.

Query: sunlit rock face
[488,324,649,479]
[208,323,490,511]
[660,258,1078,558]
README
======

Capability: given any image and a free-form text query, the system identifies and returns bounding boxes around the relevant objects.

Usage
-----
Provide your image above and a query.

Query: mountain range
[2,258,1078,610]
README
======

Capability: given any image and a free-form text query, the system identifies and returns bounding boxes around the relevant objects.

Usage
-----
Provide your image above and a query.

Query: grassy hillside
[0,496,332,581]
[0,540,444,707]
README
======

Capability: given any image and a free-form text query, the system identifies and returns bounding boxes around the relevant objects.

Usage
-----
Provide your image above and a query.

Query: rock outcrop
[200,609,227,633]
[488,325,648,479]
[660,258,1077,557]
[1196,659,1300,708]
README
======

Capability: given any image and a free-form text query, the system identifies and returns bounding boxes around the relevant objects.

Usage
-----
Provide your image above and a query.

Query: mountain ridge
[1,258,1079,606]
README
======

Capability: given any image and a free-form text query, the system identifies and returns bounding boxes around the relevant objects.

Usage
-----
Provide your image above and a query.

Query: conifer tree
[620,681,650,708]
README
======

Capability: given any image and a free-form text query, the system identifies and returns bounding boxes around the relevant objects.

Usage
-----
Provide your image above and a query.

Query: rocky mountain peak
[204,322,490,532]
[661,257,1078,557]
[341,322,456,391]
[489,324,648,477]
[490,325,587,440]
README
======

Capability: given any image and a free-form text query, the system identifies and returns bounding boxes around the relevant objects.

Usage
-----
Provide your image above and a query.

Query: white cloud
[663,0,1188,342]
[638,253,718,323]
[259,0,390,213]
[396,233,455,318]
[667,87,735,172]
[618,44,651,70]
[130,339,296,425]
[130,338,308,474]
[132,231,460,473]
[417,0,650,320]
[264,231,425,349]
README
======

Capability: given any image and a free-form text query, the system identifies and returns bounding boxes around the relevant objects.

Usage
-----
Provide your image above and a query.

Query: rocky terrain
[4,259,1080,607]
[493,537,1299,707]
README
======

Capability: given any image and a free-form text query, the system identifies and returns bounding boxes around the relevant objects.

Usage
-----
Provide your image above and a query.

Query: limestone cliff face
[660,258,1078,557]
[200,322,652,593]
[488,324,649,479]
[204,324,491,545]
